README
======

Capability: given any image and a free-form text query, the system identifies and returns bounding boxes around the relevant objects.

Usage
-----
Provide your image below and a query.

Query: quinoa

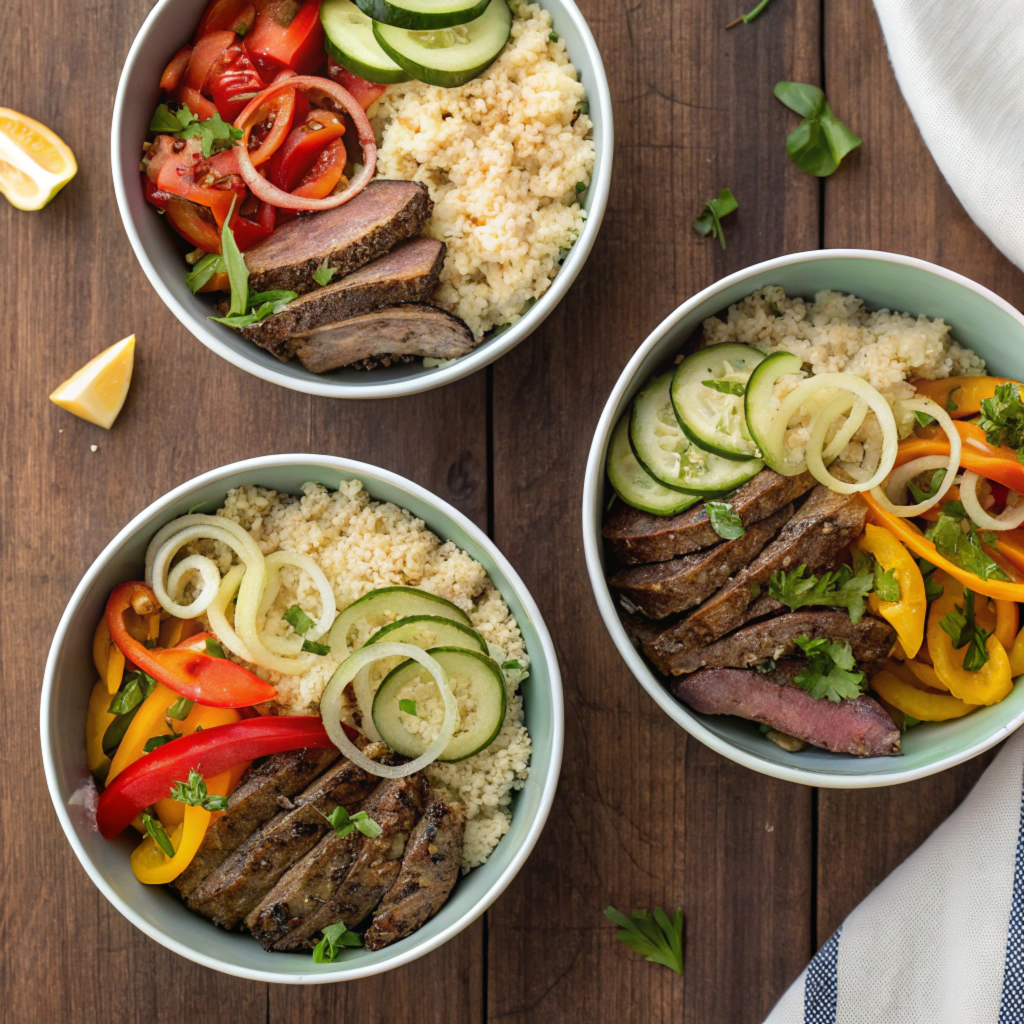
[193,480,532,870]
[370,0,595,339]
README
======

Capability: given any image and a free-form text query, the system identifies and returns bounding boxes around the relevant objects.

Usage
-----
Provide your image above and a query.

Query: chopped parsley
[946,386,961,413]
[169,768,229,812]
[939,588,992,672]
[914,410,935,428]
[399,698,418,716]
[284,604,316,635]
[873,561,901,603]
[768,553,875,624]
[604,906,684,975]
[549,31,559,41]
[705,500,745,540]
[149,103,243,158]
[312,255,338,287]
[142,811,175,859]
[906,468,946,505]
[925,501,1009,582]
[978,383,1024,462]
[792,637,865,703]
[918,557,944,602]
[693,188,738,249]
[313,921,362,963]
[773,82,861,177]
[702,379,746,397]
[321,805,383,840]
[301,639,331,656]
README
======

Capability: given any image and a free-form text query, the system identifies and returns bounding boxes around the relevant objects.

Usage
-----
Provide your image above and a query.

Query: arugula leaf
[313,256,338,287]
[284,604,316,635]
[205,637,227,659]
[604,906,684,975]
[925,502,1010,582]
[773,82,861,177]
[186,252,224,295]
[792,636,865,703]
[142,811,175,859]
[907,468,946,505]
[312,921,362,963]
[108,669,158,715]
[167,696,194,721]
[939,588,992,672]
[702,379,746,397]
[302,639,331,655]
[873,561,901,603]
[220,205,248,317]
[705,501,745,540]
[978,383,1024,462]
[399,698,418,716]
[726,0,772,27]
[169,768,229,811]
[693,188,738,249]
[320,806,383,840]
[768,557,874,624]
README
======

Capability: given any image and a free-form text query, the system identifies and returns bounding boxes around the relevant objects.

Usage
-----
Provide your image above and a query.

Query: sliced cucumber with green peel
[671,344,765,460]
[321,0,411,83]
[373,0,512,88]
[630,371,763,495]
[355,0,490,30]
[365,614,487,653]
[606,414,701,516]
[744,351,805,473]
[372,647,507,761]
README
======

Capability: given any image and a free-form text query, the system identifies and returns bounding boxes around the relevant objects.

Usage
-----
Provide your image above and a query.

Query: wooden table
[5,0,1023,1020]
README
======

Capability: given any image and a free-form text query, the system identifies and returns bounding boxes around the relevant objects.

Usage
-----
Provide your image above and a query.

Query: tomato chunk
[244,0,325,77]
[160,46,193,92]
[268,109,345,192]
[196,0,257,39]
[207,45,266,123]
[183,30,237,91]
[327,58,387,110]
[291,137,347,199]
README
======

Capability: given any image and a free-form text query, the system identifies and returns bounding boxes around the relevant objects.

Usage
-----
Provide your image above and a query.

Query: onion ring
[961,471,1024,530]
[233,75,376,211]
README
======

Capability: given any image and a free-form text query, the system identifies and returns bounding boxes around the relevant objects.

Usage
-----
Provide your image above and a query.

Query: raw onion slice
[320,643,458,778]
[961,470,1024,530]
[257,550,337,657]
[165,554,223,619]
[206,564,257,664]
[233,76,376,211]
[822,397,868,463]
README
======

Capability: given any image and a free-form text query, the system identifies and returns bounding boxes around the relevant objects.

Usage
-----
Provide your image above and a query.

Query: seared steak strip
[363,788,466,951]
[672,660,900,756]
[604,469,816,564]
[172,747,340,900]
[608,503,795,619]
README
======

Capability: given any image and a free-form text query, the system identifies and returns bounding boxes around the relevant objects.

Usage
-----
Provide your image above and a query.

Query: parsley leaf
[313,256,338,287]
[792,636,865,703]
[186,252,224,295]
[906,468,946,505]
[702,379,746,397]
[705,501,745,540]
[284,604,316,635]
[693,188,738,248]
[149,103,243,158]
[205,637,227,659]
[873,561,901,603]
[773,82,861,176]
[169,768,229,811]
[978,383,1024,462]
[939,588,992,672]
[399,698,418,716]
[604,906,684,975]
[312,921,362,963]
[925,502,1010,582]
[320,805,383,840]
[302,639,331,655]
[142,811,175,859]
[768,556,875,624]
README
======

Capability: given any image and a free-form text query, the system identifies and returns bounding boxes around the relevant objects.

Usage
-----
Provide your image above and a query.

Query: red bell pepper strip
[327,60,387,110]
[245,0,325,77]
[106,582,276,709]
[160,46,194,92]
[895,421,1024,495]
[196,0,257,40]
[96,716,334,839]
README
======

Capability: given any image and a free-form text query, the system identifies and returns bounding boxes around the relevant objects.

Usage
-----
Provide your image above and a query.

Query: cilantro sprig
[149,103,242,159]
[768,552,875,624]
[705,501,745,540]
[978,383,1024,463]
[925,501,1009,583]
[313,921,362,963]
[774,82,861,177]
[693,188,738,249]
[792,637,865,703]
[604,906,684,975]
[939,588,992,672]
[320,805,383,840]
[170,768,229,812]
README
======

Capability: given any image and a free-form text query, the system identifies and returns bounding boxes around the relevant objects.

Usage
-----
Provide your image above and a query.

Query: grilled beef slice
[247,773,428,951]
[243,180,433,296]
[186,747,385,929]
[172,747,340,901]
[608,503,795,619]
[604,469,816,564]
[363,788,466,951]
[672,660,901,757]
[292,304,475,374]
[241,237,446,359]
[647,487,868,667]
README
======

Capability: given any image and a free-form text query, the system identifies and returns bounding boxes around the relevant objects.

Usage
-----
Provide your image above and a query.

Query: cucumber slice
[355,0,490,30]
[372,647,507,761]
[630,371,763,495]
[671,344,765,460]
[321,0,411,84]
[329,586,470,656]
[372,0,512,88]
[606,414,701,516]
[744,351,805,474]
[365,614,487,653]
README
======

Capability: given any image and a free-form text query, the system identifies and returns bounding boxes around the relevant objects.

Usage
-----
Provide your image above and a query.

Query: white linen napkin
[870,0,1024,272]
[764,730,1024,1023]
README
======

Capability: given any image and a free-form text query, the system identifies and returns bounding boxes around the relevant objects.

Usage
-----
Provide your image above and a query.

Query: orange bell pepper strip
[894,421,1024,494]
[871,668,979,721]
[856,523,926,658]
[106,582,276,708]
[996,600,1020,652]
[911,376,1019,419]
[1011,626,1024,677]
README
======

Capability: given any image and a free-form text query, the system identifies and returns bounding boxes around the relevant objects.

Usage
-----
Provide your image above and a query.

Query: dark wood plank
[486,1,821,1021]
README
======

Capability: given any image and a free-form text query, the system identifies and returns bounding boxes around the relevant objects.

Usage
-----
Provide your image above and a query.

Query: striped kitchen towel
[765,729,1024,1023]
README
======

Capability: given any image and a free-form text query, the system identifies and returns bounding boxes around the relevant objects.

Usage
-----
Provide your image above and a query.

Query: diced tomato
[183,30,237,91]
[327,58,387,110]
[143,176,176,210]
[268,109,345,192]
[142,134,180,184]
[244,0,325,77]
[231,196,276,249]
[156,137,241,226]
[176,85,221,121]
[207,45,266,123]
[165,198,224,251]
[160,46,193,92]
[196,0,257,39]
[291,137,347,199]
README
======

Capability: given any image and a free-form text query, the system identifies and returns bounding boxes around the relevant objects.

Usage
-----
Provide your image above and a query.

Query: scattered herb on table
[399,698,418,716]
[925,501,1009,582]
[604,906,684,975]
[205,637,227,659]
[773,82,861,176]
[768,554,875,623]
[792,636,865,703]
[726,0,773,28]
[142,811,175,859]
[313,255,338,287]
[149,103,243,158]
[978,383,1024,462]
[705,500,745,540]
[939,589,992,672]
[693,188,738,249]
[284,604,316,635]
[169,768,229,811]
[313,921,363,963]
[702,379,746,397]
[321,805,383,840]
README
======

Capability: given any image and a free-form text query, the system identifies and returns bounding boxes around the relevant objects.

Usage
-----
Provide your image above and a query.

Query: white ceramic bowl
[42,455,563,981]
[111,0,613,399]
[583,249,1024,788]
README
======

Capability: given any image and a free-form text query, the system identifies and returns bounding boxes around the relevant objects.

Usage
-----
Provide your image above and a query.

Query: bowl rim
[41,454,564,982]
[110,0,614,400]
[582,247,1024,789]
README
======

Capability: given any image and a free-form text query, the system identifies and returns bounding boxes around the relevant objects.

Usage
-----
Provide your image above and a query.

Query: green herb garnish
[873,561,901,603]
[142,811,175,859]
[108,669,158,715]
[321,805,383,840]
[939,588,992,672]
[575,181,587,193]
[925,501,1010,582]
[149,103,243,158]
[604,906,684,975]
[978,383,1024,462]
[768,554,875,624]
[917,557,944,602]
[312,255,338,287]
[693,188,738,249]
[284,604,316,635]
[726,0,772,28]
[169,768,229,812]
[302,639,331,655]
[705,500,745,540]
[205,637,227,659]
[502,659,521,670]
[914,410,935,428]
[907,468,946,505]
[186,252,223,295]
[773,82,861,177]
[143,729,180,753]
[548,31,559,41]
[900,714,922,732]
[946,386,961,414]
[792,637,865,703]
[399,698,418,716]
[755,658,776,674]
[167,696,194,721]
[312,921,362,963]
[702,379,746,397]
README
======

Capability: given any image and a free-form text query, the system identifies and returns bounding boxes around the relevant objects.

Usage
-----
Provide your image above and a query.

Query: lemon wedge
[0,107,77,211]
[50,336,136,429]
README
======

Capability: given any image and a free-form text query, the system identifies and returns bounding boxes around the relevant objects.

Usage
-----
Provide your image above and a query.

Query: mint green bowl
[42,456,562,981]
[583,250,1024,787]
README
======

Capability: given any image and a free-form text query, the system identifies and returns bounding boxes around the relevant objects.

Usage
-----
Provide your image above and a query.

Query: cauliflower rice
[371,0,595,339]
[193,480,532,870]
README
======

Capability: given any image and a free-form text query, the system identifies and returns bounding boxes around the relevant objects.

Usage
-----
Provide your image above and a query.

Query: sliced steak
[672,660,901,757]
[292,304,475,373]
[660,610,897,676]
[186,747,385,929]
[247,773,428,951]
[647,487,868,666]
[608,503,794,619]
[242,238,446,359]
[244,180,432,295]
[363,788,466,951]
[604,469,816,564]
[172,747,340,900]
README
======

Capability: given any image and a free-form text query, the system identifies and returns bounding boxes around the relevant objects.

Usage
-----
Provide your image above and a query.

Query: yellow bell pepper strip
[862,489,1024,602]
[159,615,202,650]
[856,523,926,658]
[911,376,1018,419]
[901,657,949,693]
[871,668,979,721]
[996,600,1019,652]
[926,574,1014,704]
[1011,625,1024,677]
[94,617,127,695]
[894,421,1024,494]
[131,803,210,884]
[86,681,116,780]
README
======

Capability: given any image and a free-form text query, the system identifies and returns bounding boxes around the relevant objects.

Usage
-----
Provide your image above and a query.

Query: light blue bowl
[42,456,563,981]
[111,0,613,399]
[583,249,1024,787]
